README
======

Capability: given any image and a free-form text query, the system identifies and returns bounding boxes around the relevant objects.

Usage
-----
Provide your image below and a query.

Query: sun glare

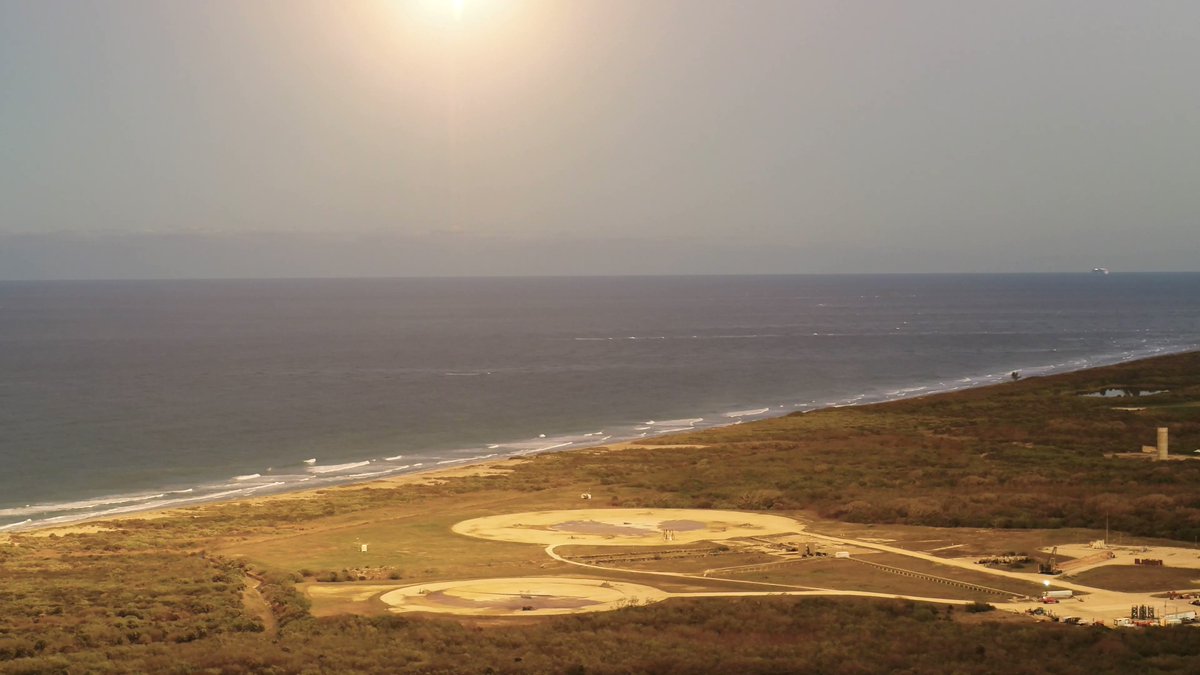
[401,0,510,28]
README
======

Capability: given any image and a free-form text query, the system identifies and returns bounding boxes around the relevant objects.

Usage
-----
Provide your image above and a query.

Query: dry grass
[1067,565,1200,593]
[214,496,574,583]
[732,558,998,600]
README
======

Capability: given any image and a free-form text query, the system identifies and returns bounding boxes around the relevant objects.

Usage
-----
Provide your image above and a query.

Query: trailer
[1042,590,1073,599]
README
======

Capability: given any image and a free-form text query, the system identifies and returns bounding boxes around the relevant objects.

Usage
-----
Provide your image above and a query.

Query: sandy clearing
[379,576,668,616]
[374,574,979,617]
[1047,543,1200,573]
[21,524,119,538]
[307,584,401,604]
[452,508,804,547]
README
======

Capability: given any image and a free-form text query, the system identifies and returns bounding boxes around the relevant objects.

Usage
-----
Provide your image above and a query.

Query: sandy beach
[4,441,703,539]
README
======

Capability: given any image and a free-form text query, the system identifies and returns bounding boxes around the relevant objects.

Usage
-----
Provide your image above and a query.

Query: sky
[2,0,1199,279]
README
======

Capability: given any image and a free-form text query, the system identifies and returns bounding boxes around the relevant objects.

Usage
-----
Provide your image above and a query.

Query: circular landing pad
[452,508,803,546]
[379,577,667,616]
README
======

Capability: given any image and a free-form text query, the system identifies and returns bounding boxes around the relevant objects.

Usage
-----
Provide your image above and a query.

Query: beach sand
[1,441,705,540]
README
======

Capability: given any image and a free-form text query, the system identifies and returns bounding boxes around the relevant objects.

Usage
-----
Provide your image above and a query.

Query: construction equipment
[1039,546,1061,575]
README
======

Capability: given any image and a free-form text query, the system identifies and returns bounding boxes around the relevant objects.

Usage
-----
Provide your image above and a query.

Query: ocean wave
[344,470,396,479]
[883,386,929,397]
[829,394,867,408]
[0,492,168,519]
[20,483,289,530]
[723,408,770,418]
[306,461,371,474]
[514,441,573,456]
[644,418,703,427]
[384,455,404,461]
[233,474,261,481]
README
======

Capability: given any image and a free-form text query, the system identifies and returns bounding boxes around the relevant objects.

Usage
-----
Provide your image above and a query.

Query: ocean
[2,273,1198,530]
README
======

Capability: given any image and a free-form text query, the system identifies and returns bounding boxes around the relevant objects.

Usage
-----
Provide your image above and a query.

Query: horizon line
[4,271,1200,283]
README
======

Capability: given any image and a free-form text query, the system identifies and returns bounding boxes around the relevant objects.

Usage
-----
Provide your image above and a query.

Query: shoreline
[3,345,1196,535]
[6,441,676,537]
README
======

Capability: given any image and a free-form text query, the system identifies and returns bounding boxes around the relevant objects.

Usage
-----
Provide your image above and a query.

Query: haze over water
[2,273,1198,529]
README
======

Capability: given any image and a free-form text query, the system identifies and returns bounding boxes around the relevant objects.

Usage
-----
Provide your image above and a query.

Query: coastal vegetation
[2,351,1200,672]
[633,351,1200,540]
[6,597,1200,674]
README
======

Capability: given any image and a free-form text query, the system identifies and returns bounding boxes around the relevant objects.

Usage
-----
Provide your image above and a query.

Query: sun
[397,0,514,28]
[389,0,518,34]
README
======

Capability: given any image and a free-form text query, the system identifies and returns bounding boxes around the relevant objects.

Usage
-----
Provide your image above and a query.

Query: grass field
[213,492,576,583]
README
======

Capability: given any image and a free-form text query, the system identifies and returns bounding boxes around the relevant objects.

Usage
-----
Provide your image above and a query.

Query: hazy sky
[2,0,1198,278]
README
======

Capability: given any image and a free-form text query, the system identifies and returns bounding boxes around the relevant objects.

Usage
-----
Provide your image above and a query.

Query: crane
[1039,546,1061,575]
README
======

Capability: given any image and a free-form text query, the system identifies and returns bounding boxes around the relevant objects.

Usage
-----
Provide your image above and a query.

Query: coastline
[3,441,657,538]
[5,346,1196,537]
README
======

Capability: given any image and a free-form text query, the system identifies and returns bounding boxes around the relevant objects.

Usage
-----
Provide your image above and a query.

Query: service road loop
[375,508,1175,621]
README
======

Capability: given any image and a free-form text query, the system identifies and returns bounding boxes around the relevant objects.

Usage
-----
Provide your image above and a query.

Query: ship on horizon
[1092,267,1110,275]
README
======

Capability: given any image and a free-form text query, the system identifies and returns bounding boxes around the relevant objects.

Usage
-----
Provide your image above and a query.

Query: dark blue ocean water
[2,274,1198,529]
